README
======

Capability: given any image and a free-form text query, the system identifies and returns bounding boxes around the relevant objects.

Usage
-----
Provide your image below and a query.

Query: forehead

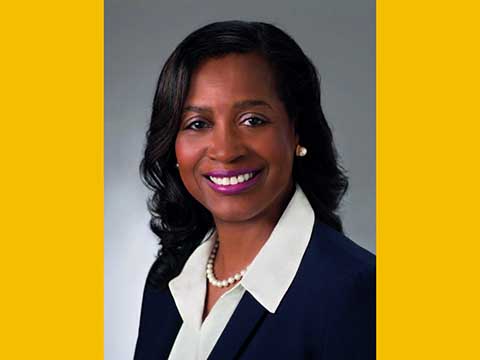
[185,53,279,105]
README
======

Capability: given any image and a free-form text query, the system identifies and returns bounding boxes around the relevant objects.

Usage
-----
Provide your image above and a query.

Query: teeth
[209,172,256,186]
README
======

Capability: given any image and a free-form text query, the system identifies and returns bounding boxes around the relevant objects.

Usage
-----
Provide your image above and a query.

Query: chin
[207,203,265,224]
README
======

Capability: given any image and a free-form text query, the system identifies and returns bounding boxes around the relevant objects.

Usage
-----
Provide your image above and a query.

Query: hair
[140,20,348,290]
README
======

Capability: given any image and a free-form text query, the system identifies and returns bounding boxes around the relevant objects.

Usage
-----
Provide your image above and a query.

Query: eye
[241,116,267,127]
[185,119,210,131]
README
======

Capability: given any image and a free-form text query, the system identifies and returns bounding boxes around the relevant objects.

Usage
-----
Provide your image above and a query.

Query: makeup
[204,169,263,195]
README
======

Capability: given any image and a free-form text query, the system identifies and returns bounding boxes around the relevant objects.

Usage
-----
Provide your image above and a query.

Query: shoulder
[278,222,375,356]
[137,260,181,330]
[140,282,175,315]
[136,280,178,337]
[306,220,375,281]
[285,220,375,312]
[304,222,376,357]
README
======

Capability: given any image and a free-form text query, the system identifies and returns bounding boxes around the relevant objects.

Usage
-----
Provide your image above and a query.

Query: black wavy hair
[140,21,348,290]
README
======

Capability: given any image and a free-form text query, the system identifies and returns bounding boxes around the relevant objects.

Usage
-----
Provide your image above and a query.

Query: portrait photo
[5,0,479,359]
[105,0,376,359]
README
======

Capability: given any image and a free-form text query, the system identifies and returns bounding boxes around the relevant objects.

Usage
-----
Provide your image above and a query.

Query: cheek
[175,135,200,166]
[175,136,204,190]
[265,128,296,170]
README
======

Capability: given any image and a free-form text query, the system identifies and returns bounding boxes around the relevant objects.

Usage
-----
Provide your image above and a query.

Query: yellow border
[378,0,480,358]
[0,1,103,358]
[2,0,480,358]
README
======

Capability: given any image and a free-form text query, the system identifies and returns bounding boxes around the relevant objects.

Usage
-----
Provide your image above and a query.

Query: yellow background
[0,1,103,359]
[377,0,480,358]
[1,0,479,358]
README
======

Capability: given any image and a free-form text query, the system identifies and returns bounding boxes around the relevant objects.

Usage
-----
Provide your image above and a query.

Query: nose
[206,122,247,163]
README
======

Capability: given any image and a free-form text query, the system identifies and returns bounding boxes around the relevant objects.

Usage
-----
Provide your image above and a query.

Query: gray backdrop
[105,0,375,359]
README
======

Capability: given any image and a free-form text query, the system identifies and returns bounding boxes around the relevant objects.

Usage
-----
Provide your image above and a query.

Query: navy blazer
[134,221,376,359]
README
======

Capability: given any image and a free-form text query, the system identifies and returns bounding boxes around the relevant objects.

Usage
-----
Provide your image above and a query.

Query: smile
[203,169,262,195]
[208,171,256,186]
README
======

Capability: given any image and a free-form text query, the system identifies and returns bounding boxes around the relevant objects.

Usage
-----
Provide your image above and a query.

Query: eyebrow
[183,99,273,114]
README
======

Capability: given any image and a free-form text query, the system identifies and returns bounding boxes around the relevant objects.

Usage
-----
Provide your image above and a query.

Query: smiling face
[175,53,298,225]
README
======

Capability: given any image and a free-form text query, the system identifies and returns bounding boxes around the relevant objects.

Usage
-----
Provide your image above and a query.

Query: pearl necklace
[206,240,248,288]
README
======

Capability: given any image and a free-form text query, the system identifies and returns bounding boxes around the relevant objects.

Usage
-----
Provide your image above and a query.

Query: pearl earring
[176,163,179,168]
[295,145,307,157]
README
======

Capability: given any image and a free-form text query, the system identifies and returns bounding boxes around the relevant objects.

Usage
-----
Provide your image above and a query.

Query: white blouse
[168,185,315,360]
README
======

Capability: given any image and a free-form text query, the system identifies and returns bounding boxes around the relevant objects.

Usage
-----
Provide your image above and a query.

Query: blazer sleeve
[321,264,376,359]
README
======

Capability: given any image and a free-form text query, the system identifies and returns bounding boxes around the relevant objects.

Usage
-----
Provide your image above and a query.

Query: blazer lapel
[208,291,267,360]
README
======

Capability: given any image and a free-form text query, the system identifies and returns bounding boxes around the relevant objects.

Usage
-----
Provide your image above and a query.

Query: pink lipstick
[204,168,263,195]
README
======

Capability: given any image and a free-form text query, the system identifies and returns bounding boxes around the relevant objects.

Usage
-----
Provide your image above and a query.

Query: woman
[135,21,375,360]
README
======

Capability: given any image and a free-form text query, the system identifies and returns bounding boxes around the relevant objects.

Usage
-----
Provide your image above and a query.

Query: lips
[203,168,263,195]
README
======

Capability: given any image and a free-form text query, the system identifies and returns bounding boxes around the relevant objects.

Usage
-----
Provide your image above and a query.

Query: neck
[212,184,295,278]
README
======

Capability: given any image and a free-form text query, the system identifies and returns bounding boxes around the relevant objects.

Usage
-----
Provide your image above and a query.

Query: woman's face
[175,53,298,224]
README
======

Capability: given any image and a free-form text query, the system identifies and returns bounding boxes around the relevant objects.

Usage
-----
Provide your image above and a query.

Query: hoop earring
[295,145,307,157]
